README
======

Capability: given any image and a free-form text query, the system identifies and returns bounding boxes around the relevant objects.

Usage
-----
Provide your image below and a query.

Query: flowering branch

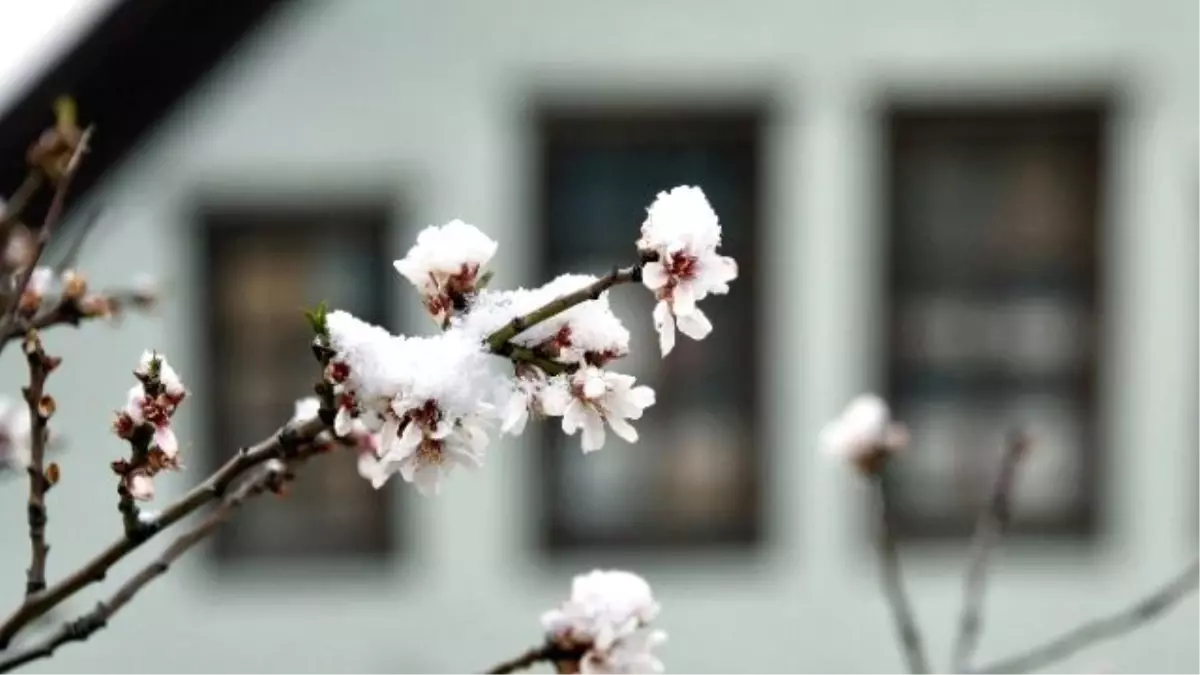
[19,332,59,598]
[0,459,295,673]
[950,430,1030,672]
[483,644,582,674]
[0,415,327,649]
[484,263,644,353]
[974,558,1199,674]
[873,474,932,674]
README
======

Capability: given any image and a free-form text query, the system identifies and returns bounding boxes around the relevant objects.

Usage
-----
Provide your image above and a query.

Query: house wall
[1,0,1196,671]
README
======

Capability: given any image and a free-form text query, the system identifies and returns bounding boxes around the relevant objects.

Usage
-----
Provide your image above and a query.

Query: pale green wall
[1,0,1196,671]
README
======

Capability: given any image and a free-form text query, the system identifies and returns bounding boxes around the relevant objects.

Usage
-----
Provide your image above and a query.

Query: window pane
[884,104,1105,539]
[535,109,765,551]
[198,203,398,564]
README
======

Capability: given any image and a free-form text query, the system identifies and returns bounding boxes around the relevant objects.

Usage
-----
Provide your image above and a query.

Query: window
[534,107,766,552]
[196,201,397,564]
[882,102,1107,540]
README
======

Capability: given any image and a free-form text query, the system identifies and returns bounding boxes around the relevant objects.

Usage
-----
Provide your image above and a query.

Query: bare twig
[484,644,583,674]
[0,461,294,673]
[0,172,43,233]
[974,559,1199,674]
[1,286,158,347]
[0,415,328,649]
[19,332,58,598]
[873,474,932,674]
[484,263,643,353]
[0,128,93,355]
[950,430,1030,672]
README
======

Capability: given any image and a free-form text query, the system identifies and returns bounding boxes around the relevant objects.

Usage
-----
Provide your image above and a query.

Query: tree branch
[873,474,932,674]
[974,559,1199,674]
[484,643,582,674]
[484,263,643,352]
[0,285,158,347]
[19,332,58,598]
[950,430,1030,672]
[0,415,328,649]
[0,460,294,673]
[0,172,43,232]
[0,127,93,356]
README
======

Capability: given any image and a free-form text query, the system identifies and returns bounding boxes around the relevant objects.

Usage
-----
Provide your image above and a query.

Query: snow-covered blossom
[542,570,665,674]
[393,219,498,323]
[454,274,631,368]
[820,394,908,470]
[541,368,655,453]
[135,350,186,400]
[325,312,506,495]
[112,352,188,501]
[637,186,738,356]
[0,398,32,471]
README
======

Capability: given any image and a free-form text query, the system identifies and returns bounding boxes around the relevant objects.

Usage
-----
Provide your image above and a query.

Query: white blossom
[114,353,187,471]
[135,350,186,400]
[454,275,630,367]
[393,219,498,323]
[820,394,908,462]
[326,312,508,494]
[26,267,54,298]
[541,368,655,452]
[128,473,155,501]
[637,186,737,356]
[0,398,32,471]
[542,570,665,674]
[500,370,547,436]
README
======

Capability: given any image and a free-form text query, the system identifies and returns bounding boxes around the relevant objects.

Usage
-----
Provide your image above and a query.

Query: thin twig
[873,474,932,674]
[950,430,1030,672]
[0,286,158,346]
[0,172,44,233]
[484,264,642,352]
[19,332,56,597]
[0,128,93,355]
[0,461,294,673]
[0,415,327,649]
[974,559,1200,674]
[484,644,582,674]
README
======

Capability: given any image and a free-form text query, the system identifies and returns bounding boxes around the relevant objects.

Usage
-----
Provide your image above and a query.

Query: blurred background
[0,0,1196,672]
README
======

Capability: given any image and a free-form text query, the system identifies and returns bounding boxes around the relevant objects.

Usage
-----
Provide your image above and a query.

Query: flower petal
[580,411,606,452]
[652,300,676,357]
[607,416,639,444]
[676,306,713,341]
[641,261,669,291]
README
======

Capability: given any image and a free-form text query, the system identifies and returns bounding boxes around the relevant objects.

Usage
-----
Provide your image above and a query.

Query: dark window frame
[193,197,400,567]
[880,100,1110,541]
[533,104,769,553]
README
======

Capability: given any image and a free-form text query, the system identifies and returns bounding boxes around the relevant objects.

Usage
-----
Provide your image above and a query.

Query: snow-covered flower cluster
[541,570,667,674]
[393,219,498,325]
[820,394,909,473]
[319,186,735,495]
[110,351,188,501]
[637,186,738,356]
